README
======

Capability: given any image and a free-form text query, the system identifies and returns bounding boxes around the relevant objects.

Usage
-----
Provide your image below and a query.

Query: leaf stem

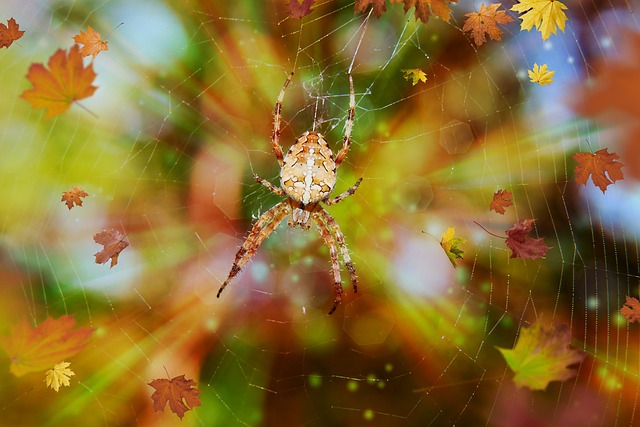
[75,101,99,119]
[163,365,171,380]
[473,221,505,240]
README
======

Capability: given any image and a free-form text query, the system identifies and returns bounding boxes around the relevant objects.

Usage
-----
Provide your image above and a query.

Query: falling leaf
[354,0,387,18]
[61,186,89,210]
[620,296,640,323]
[0,17,25,48]
[401,68,427,85]
[490,189,513,214]
[390,0,458,24]
[528,63,554,86]
[440,227,465,268]
[72,26,109,59]
[496,321,585,390]
[2,315,93,377]
[463,3,514,46]
[149,374,202,420]
[94,229,129,268]
[505,219,549,260]
[511,0,568,41]
[20,45,98,119]
[45,362,75,392]
[573,148,624,193]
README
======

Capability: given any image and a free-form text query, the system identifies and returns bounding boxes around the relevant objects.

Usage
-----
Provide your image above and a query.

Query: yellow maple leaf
[440,227,465,268]
[45,361,75,392]
[401,69,427,86]
[528,63,554,86]
[511,0,568,41]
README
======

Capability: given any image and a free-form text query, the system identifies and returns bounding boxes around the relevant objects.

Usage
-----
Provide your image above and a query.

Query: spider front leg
[271,71,294,166]
[312,212,344,315]
[217,201,291,298]
[334,72,355,169]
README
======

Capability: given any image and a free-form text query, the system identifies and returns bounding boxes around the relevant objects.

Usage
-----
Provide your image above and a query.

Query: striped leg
[334,73,355,168]
[312,212,344,314]
[325,178,362,206]
[316,207,357,293]
[271,72,294,166]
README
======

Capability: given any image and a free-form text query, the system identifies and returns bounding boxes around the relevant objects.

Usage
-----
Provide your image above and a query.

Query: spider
[217,71,362,314]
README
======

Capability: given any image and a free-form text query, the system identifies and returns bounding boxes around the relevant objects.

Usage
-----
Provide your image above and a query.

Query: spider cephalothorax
[217,71,361,314]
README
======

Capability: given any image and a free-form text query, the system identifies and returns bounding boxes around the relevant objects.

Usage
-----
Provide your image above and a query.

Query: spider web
[1,0,640,425]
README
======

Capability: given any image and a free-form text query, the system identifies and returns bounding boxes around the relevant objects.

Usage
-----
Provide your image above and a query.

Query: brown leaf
[148,375,202,419]
[390,0,458,24]
[93,229,129,268]
[0,18,25,49]
[2,315,93,377]
[463,3,514,46]
[288,0,315,19]
[72,26,109,59]
[505,219,549,260]
[621,296,640,323]
[490,189,513,214]
[573,148,624,193]
[354,0,387,18]
[61,186,89,210]
[20,45,98,119]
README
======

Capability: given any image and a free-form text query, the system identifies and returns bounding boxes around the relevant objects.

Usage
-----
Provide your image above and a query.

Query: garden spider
[217,71,362,314]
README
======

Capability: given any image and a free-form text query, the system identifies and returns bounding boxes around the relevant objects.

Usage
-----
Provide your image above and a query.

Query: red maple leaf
[505,219,549,260]
[463,3,514,46]
[354,0,387,18]
[148,375,202,419]
[61,186,89,210]
[621,296,640,323]
[490,189,513,214]
[0,18,25,49]
[573,148,624,193]
[288,0,315,19]
[72,26,109,59]
[20,45,98,119]
[2,315,93,377]
[94,229,129,268]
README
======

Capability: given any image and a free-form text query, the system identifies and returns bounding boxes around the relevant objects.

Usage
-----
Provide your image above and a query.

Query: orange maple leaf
[20,45,98,119]
[72,26,109,59]
[2,315,93,377]
[148,375,202,419]
[0,17,25,49]
[354,0,387,18]
[573,148,624,193]
[621,296,640,323]
[390,0,458,24]
[505,219,549,260]
[61,186,89,210]
[490,189,513,214]
[94,229,129,268]
[463,3,514,46]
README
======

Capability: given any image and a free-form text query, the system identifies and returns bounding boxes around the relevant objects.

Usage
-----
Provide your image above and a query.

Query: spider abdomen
[280,131,337,204]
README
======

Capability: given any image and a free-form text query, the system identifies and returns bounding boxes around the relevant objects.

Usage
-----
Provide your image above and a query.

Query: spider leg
[334,72,355,169]
[217,201,291,298]
[312,212,344,315]
[254,174,286,197]
[316,207,358,294]
[324,178,362,206]
[272,71,294,166]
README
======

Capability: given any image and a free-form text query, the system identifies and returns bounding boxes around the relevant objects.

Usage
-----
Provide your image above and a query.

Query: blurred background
[1,0,640,425]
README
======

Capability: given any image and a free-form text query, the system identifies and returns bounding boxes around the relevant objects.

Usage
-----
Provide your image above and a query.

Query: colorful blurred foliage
[0,0,639,426]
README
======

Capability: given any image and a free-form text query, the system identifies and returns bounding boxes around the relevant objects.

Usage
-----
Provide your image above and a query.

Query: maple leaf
[354,0,387,18]
[440,227,465,268]
[528,63,554,86]
[621,296,640,323]
[61,186,89,210]
[45,361,75,392]
[94,229,129,268]
[505,219,549,260]
[490,189,513,214]
[511,0,568,41]
[401,68,427,85]
[496,321,585,390]
[463,3,514,46]
[2,315,93,377]
[0,17,25,49]
[149,374,202,419]
[390,0,458,25]
[72,26,109,59]
[20,45,98,119]
[573,148,624,193]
